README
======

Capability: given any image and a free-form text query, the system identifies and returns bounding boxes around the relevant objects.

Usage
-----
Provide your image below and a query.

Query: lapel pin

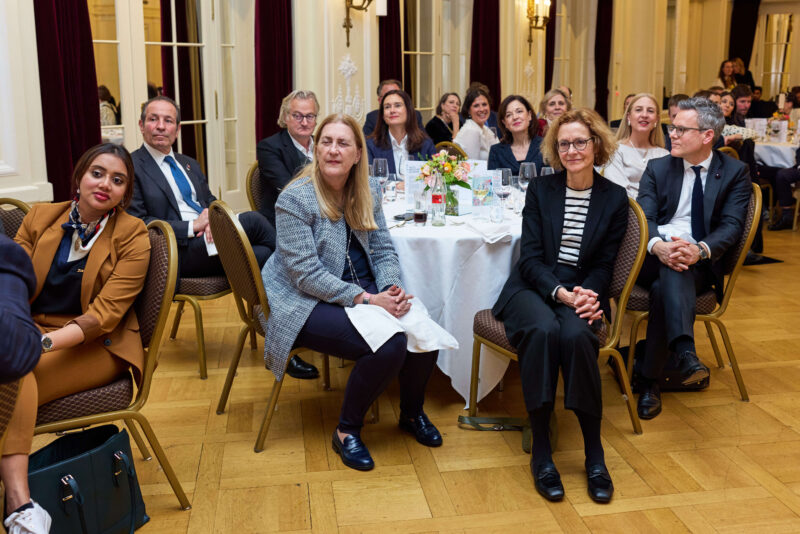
[715,172,720,179]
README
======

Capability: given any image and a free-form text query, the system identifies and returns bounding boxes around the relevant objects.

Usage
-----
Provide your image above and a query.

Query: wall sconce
[527,0,550,55]
[344,0,386,47]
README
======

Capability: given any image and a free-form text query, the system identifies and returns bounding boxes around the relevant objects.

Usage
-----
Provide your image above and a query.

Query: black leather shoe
[399,413,443,447]
[286,355,319,380]
[637,382,662,420]
[331,430,374,471]
[677,350,709,385]
[531,460,564,502]
[768,217,793,231]
[586,464,614,503]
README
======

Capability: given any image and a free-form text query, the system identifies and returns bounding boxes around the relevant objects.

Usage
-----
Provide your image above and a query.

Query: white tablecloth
[383,200,522,404]
[754,142,797,168]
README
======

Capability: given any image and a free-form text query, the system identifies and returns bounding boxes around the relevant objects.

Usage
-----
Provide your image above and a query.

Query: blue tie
[690,165,705,242]
[165,155,203,213]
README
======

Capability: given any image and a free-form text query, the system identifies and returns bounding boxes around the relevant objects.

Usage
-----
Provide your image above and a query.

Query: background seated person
[492,109,627,504]
[601,92,669,199]
[664,94,690,151]
[367,90,436,175]
[635,97,751,420]
[2,143,150,533]
[609,93,635,130]
[262,114,441,472]
[363,79,423,137]
[537,89,572,138]
[766,145,800,231]
[425,92,464,145]
[453,88,499,160]
[256,89,319,225]
[488,95,544,175]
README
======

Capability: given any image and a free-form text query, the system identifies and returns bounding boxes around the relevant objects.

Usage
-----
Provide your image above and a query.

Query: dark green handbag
[28,425,149,534]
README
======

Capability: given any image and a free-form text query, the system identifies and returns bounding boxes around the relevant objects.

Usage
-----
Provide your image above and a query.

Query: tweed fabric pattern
[135,228,170,348]
[261,177,402,381]
[208,206,262,307]
[35,376,133,425]
[0,207,26,238]
[0,381,20,439]
[608,206,641,300]
[249,166,265,211]
[177,276,230,296]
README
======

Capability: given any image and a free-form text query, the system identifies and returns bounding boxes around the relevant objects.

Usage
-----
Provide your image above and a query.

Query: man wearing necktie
[634,97,751,420]
[129,96,319,380]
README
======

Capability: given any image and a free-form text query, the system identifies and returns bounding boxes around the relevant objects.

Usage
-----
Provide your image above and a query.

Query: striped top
[557,187,592,266]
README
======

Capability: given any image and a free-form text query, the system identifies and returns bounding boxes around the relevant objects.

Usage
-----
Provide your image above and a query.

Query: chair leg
[627,313,647,379]
[255,378,286,452]
[130,413,191,510]
[185,297,208,379]
[125,420,151,461]
[713,319,749,402]
[322,354,331,391]
[169,300,185,340]
[704,321,725,368]
[338,357,345,368]
[607,349,643,435]
[249,327,257,350]
[216,325,249,414]
[468,338,481,417]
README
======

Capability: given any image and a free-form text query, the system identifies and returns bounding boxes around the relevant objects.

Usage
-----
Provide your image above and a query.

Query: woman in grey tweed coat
[261,114,441,471]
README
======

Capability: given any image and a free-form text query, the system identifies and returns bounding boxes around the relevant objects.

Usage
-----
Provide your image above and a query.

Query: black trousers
[179,211,276,277]
[775,167,800,207]
[636,254,714,379]
[294,281,438,436]
[497,288,602,419]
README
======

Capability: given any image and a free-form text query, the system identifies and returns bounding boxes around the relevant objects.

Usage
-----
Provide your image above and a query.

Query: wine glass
[472,176,491,221]
[373,158,389,200]
[496,168,512,209]
[519,162,536,193]
[540,166,555,176]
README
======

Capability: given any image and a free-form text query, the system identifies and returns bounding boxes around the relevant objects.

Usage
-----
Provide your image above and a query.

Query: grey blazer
[260,176,402,380]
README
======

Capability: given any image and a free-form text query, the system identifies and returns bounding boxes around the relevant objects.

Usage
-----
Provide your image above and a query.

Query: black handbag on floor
[28,425,149,534]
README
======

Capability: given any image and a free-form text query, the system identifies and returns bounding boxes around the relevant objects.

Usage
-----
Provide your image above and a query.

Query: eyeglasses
[290,112,317,123]
[557,138,594,153]
[666,124,708,137]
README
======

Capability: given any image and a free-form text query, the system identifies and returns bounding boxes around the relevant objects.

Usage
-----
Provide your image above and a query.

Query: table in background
[754,141,797,168]
[383,199,522,404]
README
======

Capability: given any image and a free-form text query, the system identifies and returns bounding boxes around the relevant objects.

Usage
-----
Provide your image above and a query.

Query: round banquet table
[382,199,522,404]
[754,141,797,168]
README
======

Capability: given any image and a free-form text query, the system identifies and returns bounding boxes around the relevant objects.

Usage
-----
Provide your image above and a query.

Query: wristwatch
[41,334,54,353]
[363,294,371,305]
[696,243,709,261]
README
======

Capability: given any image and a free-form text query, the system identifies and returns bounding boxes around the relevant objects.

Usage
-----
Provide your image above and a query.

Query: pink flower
[421,164,431,176]
[449,155,457,161]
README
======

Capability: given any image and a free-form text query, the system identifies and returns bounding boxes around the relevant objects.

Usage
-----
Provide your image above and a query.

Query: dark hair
[497,95,537,144]
[693,90,713,99]
[731,84,752,101]
[72,143,136,210]
[461,88,492,118]
[717,60,735,86]
[376,79,402,97]
[753,86,762,92]
[668,93,690,108]
[435,92,461,115]
[370,89,430,154]
[467,81,491,96]
[140,95,181,124]
[98,85,112,102]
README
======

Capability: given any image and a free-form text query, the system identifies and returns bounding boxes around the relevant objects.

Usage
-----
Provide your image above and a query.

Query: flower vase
[445,185,459,216]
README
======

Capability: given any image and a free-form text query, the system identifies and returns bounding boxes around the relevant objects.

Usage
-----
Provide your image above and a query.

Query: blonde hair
[615,93,665,148]
[288,114,377,231]
[538,88,572,119]
[541,108,618,171]
[277,90,320,129]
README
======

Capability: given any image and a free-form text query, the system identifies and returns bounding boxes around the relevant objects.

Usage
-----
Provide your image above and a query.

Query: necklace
[439,115,453,135]
[345,225,362,289]
[627,139,650,164]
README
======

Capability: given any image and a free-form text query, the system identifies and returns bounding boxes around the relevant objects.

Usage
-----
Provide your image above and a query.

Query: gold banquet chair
[34,221,190,510]
[0,197,31,238]
[0,381,21,453]
[246,161,264,212]
[435,141,468,159]
[467,198,647,435]
[626,183,761,401]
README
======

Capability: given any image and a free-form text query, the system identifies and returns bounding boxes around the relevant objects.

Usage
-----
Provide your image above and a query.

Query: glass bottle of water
[431,171,446,226]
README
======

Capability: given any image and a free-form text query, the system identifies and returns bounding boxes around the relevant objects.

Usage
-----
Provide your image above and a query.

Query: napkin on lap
[466,220,512,244]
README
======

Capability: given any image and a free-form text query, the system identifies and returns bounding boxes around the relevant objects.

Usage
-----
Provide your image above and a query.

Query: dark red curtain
[470,0,501,109]
[729,0,761,68]
[594,0,613,119]
[33,0,101,202]
[379,0,403,83]
[544,1,558,92]
[255,0,293,142]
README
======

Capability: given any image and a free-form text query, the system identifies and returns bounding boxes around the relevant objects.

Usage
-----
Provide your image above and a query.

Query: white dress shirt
[143,142,200,237]
[647,152,713,255]
[289,134,314,162]
[390,134,409,176]
[453,119,498,160]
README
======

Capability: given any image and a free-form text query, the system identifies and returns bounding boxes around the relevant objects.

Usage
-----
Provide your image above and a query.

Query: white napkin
[466,220,512,244]
[344,297,459,353]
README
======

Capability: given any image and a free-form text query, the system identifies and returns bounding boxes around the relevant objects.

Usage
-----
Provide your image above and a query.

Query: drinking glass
[519,162,536,193]
[472,176,491,221]
[384,173,398,202]
[496,168,512,209]
[540,166,555,176]
[373,158,389,200]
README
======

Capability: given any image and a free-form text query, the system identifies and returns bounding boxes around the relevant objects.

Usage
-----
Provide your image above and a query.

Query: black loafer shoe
[286,355,319,380]
[531,460,564,501]
[677,350,709,385]
[768,217,793,231]
[586,464,614,503]
[399,412,443,447]
[331,431,374,471]
[637,382,662,420]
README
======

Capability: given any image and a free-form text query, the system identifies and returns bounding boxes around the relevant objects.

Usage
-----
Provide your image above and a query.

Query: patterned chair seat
[177,275,230,295]
[628,285,717,315]
[35,376,133,426]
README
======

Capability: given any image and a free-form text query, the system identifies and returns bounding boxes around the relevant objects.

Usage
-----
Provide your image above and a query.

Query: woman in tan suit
[1,143,150,534]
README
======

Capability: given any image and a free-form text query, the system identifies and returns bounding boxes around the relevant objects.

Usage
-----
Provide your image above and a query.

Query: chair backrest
[435,141,467,159]
[246,161,263,212]
[0,198,31,238]
[208,200,269,314]
[717,146,739,160]
[0,380,21,452]
[135,221,178,351]
[716,183,761,311]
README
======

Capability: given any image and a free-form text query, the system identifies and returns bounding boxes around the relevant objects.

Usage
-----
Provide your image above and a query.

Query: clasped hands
[556,286,603,325]
[652,236,701,272]
[192,208,214,243]
[359,285,413,318]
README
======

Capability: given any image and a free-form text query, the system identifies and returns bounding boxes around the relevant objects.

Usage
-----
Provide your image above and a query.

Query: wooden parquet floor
[33,229,800,533]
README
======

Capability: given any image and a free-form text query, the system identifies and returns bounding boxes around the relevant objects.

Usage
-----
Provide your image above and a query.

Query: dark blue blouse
[341,224,374,289]
[31,231,86,315]
[487,136,545,175]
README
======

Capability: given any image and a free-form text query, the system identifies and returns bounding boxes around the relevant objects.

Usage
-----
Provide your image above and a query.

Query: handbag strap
[60,475,89,534]
[457,415,532,454]
[113,450,138,534]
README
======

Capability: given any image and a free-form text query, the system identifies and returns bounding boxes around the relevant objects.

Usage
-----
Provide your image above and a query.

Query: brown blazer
[15,202,151,385]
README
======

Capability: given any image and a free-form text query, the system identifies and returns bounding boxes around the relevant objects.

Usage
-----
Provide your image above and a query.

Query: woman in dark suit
[492,109,627,504]
[425,92,464,145]
[367,90,436,175]
[2,143,149,532]
[488,95,544,174]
